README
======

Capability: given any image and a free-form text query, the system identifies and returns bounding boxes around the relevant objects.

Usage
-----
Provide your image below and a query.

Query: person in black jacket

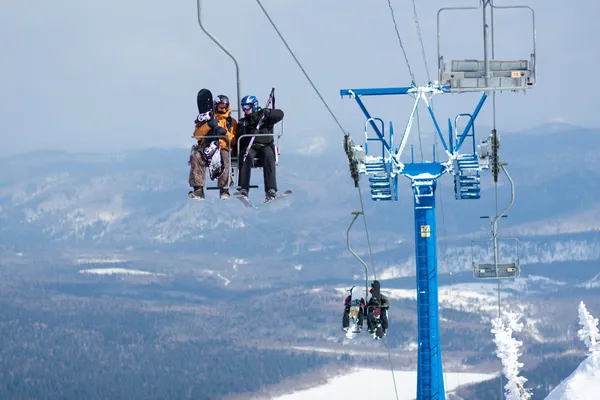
[366,280,389,339]
[236,94,284,202]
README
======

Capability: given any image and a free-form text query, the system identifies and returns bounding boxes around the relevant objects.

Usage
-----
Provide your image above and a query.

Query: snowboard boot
[265,189,277,202]
[238,188,249,198]
[220,188,230,200]
[188,187,205,200]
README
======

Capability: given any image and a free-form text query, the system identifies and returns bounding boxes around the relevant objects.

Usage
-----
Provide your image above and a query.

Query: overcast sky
[1,0,597,157]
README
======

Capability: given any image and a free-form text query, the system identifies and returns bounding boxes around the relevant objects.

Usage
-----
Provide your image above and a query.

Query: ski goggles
[241,104,253,111]
[216,102,229,110]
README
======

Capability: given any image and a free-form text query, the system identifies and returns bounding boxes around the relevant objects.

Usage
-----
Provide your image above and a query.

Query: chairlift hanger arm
[347,211,370,303]
[492,163,515,232]
[197,0,242,121]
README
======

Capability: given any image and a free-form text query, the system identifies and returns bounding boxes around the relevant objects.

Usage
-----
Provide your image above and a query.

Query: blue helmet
[241,95,259,112]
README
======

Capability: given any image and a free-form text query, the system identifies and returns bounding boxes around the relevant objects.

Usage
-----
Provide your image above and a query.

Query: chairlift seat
[473,262,520,279]
[441,58,535,92]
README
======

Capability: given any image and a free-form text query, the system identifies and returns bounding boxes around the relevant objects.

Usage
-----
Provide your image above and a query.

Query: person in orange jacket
[188,94,238,200]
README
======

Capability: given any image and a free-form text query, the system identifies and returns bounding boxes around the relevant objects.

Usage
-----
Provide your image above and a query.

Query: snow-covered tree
[577,301,599,354]
[491,311,531,400]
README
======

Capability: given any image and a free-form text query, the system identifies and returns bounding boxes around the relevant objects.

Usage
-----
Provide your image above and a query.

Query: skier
[343,286,365,333]
[236,93,284,202]
[188,92,236,200]
[366,280,389,339]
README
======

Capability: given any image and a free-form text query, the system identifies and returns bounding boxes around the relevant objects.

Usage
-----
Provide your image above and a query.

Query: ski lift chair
[229,121,284,190]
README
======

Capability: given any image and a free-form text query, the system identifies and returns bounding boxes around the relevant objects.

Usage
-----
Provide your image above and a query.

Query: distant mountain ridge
[1,123,599,285]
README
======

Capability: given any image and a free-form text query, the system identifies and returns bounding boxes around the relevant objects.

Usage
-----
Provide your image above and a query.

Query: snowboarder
[343,286,365,333]
[188,89,235,200]
[236,93,284,202]
[366,280,389,339]
[211,94,238,198]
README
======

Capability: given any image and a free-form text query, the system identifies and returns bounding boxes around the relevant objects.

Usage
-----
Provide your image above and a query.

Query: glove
[207,118,219,130]
[261,108,271,118]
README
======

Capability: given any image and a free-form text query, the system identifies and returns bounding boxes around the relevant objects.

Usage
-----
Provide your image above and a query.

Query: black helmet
[214,95,230,114]
[214,94,230,106]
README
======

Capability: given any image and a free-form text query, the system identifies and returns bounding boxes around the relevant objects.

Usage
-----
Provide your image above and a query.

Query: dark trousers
[367,306,388,331]
[189,148,231,189]
[238,144,277,192]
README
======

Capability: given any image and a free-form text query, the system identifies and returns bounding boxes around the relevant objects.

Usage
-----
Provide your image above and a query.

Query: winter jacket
[193,118,228,148]
[214,109,237,150]
[237,107,284,148]
[368,280,389,308]
[345,295,366,308]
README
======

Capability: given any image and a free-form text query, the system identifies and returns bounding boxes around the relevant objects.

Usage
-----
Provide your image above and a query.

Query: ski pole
[242,87,275,163]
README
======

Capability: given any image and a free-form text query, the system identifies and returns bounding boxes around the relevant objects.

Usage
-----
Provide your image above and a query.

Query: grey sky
[1,0,597,157]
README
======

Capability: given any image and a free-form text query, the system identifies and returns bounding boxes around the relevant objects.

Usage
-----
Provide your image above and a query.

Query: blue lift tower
[340,2,536,399]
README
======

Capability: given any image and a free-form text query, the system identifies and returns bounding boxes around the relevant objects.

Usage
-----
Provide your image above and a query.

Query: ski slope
[272,368,495,400]
[545,352,600,400]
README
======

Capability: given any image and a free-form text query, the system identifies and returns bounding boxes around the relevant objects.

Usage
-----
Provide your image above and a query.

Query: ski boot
[188,187,205,200]
[265,189,277,202]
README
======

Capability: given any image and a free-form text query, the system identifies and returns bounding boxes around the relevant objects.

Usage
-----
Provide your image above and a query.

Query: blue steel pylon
[339,2,536,398]
[340,85,486,400]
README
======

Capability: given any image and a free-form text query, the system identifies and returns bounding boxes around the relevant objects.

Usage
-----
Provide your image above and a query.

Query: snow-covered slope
[270,368,494,400]
[545,352,600,400]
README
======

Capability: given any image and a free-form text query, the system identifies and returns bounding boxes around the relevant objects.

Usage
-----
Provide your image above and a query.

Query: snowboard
[233,191,254,208]
[197,88,213,116]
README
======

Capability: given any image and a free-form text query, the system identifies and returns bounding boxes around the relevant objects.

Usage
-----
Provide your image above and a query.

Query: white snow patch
[334,281,547,330]
[523,317,545,343]
[272,367,495,400]
[304,288,322,294]
[76,257,128,264]
[79,268,165,276]
[379,265,413,280]
[201,270,231,286]
[401,341,419,351]
[336,282,505,317]
[297,136,326,155]
[580,273,600,289]
[545,352,600,400]
[406,172,440,180]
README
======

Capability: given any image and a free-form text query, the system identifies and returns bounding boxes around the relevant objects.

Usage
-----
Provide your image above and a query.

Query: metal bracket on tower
[344,134,365,187]
[477,128,500,182]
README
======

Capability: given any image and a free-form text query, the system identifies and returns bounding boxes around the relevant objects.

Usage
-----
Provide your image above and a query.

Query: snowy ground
[78,268,165,276]
[271,368,495,400]
[336,282,505,317]
[545,352,600,400]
